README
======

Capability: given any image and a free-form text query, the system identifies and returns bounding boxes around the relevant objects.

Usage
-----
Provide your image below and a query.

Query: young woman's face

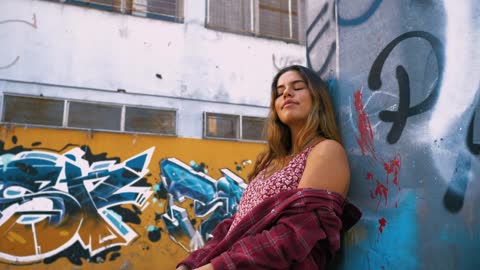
[274,70,313,128]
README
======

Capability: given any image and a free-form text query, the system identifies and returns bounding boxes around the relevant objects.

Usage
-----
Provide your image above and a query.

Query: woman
[177,65,361,270]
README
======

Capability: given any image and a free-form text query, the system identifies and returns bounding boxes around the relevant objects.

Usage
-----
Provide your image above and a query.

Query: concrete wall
[307,0,480,269]
[0,0,307,138]
[0,0,306,268]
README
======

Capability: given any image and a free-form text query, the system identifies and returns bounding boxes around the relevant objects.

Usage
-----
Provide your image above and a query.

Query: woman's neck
[290,133,319,156]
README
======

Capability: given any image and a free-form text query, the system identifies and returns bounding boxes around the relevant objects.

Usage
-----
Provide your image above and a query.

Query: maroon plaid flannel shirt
[178,188,361,270]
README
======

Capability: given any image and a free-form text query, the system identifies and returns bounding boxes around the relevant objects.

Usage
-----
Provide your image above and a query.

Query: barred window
[134,0,184,22]
[68,101,122,131]
[44,0,184,22]
[125,106,176,135]
[207,0,252,34]
[242,116,265,141]
[207,0,304,43]
[2,95,64,126]
[259,0,299,41]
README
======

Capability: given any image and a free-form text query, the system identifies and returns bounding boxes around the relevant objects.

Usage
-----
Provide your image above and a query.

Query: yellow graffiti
[7,231,27,244]
[0,126,264,269]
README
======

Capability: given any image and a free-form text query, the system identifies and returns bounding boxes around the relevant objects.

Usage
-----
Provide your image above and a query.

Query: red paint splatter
[366,172,374,181]
[378,217,387,233]
[383,153,401,190]
[353,90,376,159]
[375,180,388,210]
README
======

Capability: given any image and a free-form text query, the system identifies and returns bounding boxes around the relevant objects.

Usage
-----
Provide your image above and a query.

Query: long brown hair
[248,65,342,180]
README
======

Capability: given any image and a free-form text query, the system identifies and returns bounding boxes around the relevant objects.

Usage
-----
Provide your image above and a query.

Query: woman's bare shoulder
[298,139,350,197]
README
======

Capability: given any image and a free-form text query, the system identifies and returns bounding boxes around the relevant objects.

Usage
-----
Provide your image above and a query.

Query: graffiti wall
[0,126,263,269]
[307,0,480,269]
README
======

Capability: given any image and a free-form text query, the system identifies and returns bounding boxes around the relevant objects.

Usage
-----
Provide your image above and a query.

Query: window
[242,116,265,141]
[205,113,239,139]
[259,0,299,41]
[2,95,64,126]
[204,112,266,141]
[134,0,184,22]
[1,94,177,136]
[68,101,122,131]
[43,0,184,22]
[207,0,252,34]
[125,106,176,135]
[207,0,304,43]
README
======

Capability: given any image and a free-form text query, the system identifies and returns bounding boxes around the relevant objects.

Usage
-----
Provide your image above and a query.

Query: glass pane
[207,0,251,33]
[125,106,176,134]
[242,116,266,141]
[205,113,239,139]
[2,95,63,126]
[68,101,121,130]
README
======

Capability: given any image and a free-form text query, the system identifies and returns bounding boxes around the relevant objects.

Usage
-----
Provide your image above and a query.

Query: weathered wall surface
[307,0,480,269]
[0,0,304,108]
[1,0,305,268]
[0,126,263,269]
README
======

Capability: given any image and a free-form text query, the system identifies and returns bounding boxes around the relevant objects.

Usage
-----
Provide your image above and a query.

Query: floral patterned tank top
[228,145,316,233]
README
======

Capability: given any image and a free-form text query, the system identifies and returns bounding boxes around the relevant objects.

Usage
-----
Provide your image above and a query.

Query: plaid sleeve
[177,218,233,269]
[210,209,341,270]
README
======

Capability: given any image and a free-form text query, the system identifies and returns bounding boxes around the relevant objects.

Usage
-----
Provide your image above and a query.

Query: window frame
[1,93,178,136]
[124,105,177,136]
[205,0,305,44]
[203,112,266,142]
[203,112,240,141]
[42,0,185,23]
[67,100,123,132]
[241,115,266,142]
[1,93,66,127]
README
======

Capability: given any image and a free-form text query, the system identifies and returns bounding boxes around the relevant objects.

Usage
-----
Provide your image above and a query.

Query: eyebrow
[276,80,306,90]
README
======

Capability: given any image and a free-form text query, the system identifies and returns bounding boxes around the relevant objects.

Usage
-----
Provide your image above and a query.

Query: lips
[282,100,298,109]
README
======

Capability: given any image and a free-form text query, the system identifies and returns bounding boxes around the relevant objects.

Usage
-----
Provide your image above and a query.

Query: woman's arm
[298,139,350,197]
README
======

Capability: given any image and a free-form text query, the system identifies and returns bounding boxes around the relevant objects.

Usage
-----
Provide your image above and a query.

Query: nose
[282,86,294,98]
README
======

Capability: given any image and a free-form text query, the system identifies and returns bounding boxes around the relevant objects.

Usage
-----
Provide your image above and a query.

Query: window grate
[43,0,184,22]
[207,0,303,43]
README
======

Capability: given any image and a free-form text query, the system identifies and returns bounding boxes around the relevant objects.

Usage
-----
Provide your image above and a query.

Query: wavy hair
[248,65,342,180]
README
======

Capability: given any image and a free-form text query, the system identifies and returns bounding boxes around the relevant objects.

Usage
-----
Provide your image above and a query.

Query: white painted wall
[0,0,305,109]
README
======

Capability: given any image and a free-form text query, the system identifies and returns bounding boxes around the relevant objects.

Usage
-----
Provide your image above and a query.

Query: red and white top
[228,145,316,233]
